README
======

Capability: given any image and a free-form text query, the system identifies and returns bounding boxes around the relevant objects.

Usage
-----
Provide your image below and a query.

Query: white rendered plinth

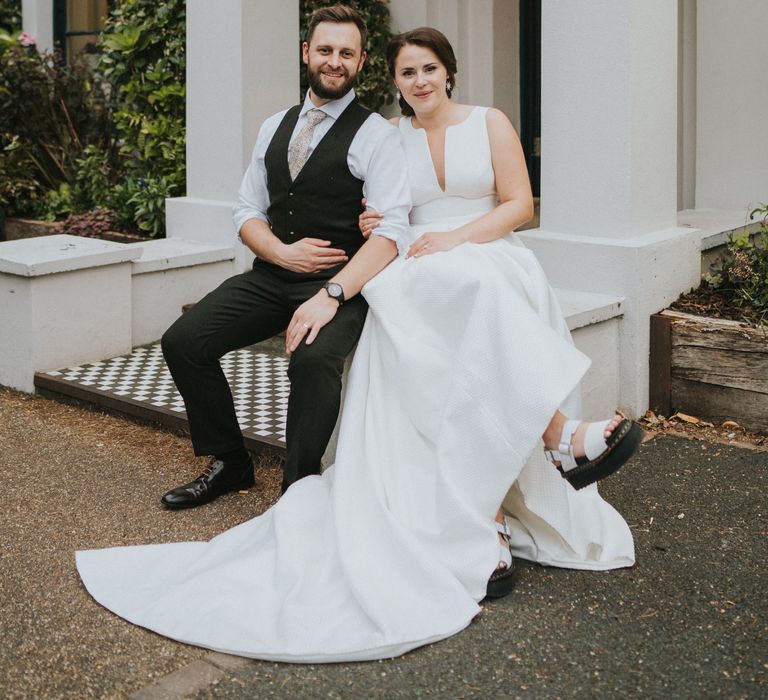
[127,238,236,346]
[0,235,141,392]
[519,227,701,415]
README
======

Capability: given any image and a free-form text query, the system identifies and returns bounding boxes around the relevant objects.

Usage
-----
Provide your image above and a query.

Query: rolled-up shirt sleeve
[232,112,284,239]
[350,117,411,256]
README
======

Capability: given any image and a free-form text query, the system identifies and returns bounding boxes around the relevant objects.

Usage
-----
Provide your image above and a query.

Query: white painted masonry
[126,239,236,346]
[695,0,768,211]
[20,0,53,52]
[165,0,299,268]
[519,0,701,415]
[0,236,140,392]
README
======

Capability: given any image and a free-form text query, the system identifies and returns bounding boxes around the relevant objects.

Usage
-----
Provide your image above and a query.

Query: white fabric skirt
[77,236,634,662]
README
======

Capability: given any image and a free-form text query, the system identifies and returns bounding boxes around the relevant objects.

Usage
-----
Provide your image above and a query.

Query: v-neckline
[409,107,477,194]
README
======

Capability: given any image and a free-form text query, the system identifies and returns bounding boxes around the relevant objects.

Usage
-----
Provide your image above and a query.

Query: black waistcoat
[263,98,371,281]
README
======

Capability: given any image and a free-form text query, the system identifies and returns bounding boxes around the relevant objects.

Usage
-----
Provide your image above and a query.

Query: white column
[677,0,697,212]
[519,0,700,416]
[165,0,299,267]
[540,0,677,238]
[695,0,768,212]
[21,0,53,53]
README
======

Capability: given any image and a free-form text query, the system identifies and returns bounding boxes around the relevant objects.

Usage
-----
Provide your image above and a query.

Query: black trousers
[161,262,368,486]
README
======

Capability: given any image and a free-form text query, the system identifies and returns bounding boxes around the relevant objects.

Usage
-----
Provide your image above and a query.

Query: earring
[396,89,401,100]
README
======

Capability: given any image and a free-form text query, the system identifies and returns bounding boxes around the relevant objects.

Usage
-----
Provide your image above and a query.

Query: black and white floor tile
[37,343,289,446]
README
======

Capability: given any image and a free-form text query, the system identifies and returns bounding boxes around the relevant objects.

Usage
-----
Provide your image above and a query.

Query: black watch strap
[323,281,345,305]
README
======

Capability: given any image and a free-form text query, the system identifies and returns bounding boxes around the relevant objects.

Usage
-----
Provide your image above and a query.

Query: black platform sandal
[485,519,517,600]
[545,416,644,490]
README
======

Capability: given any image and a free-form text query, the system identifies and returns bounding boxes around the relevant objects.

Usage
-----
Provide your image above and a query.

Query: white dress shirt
[233,90,411,253]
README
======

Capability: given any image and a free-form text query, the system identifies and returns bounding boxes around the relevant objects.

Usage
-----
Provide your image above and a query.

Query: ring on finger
[302,322,310,329]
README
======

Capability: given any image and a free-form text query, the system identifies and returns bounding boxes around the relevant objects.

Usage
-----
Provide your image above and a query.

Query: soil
[670,283,766,327]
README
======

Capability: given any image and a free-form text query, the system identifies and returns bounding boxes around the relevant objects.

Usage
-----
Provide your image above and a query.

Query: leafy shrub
[300,0,394,112]
[705,204,768,325]
[0,36,113,218]
[52,208,116,238]
[98,0,186,237]
[0,132,41,213]
[0,0,21,33]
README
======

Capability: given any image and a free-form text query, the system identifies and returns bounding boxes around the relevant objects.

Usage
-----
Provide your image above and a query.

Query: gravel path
[1,387,765,699]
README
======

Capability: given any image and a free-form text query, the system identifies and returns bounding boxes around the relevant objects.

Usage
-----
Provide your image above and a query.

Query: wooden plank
[671,377,768,433]
[670,320,768,353]
[671,344,768,394]
[649,313,672,415]
[664,309,768,434]
[660,308,752,327]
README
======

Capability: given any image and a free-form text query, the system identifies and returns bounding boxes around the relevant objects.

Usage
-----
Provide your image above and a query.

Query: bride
[76,27,641,663]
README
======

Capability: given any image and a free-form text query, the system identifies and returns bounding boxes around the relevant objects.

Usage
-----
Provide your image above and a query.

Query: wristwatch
[323,281,345,305]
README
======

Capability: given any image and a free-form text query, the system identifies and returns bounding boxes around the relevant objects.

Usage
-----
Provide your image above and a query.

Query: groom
[160,4,410,507]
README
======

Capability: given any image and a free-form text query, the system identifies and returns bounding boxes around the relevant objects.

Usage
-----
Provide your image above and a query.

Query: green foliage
[0,132,38,211]
[123,175,176,238]
[97,0,186,236]
[0,0,21,33]
[0,37,113,218]
[300,0,394,112]
[705,204,768,325]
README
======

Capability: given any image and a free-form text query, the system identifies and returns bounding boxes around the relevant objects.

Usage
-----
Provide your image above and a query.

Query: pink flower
[19,32,36,47]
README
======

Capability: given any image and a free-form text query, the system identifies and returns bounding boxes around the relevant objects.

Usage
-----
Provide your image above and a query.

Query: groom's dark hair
[306,4,368,50]
[387,27,458,117]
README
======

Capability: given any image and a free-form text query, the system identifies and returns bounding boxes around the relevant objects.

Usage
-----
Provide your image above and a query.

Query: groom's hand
[358,197,383,239]
[286,290,340,352]
[276,238,348,273]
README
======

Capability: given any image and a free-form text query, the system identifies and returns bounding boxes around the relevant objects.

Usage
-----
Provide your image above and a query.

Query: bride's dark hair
[386,27,458,117]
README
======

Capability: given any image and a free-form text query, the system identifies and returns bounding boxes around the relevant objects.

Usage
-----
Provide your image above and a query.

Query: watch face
[326,283,342,298]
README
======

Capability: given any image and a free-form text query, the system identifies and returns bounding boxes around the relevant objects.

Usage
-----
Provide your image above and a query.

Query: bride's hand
[407,231,463,259]
[359,197,383,239]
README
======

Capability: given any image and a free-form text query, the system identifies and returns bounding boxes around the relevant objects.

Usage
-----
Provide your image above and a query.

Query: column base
[517,226,701,416]
[166,196,254,272]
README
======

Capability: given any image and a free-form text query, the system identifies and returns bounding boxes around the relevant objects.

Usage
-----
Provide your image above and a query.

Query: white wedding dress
[76,107,634,663]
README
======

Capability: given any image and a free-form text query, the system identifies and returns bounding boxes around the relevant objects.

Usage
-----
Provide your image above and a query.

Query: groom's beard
[307,64,358,100]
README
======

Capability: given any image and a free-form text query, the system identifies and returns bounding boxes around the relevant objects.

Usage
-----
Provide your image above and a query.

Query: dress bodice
[399,107,497,228]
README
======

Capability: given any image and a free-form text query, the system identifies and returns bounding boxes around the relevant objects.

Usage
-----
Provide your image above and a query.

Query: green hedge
[98,0,186,237]
[0,0,21,33]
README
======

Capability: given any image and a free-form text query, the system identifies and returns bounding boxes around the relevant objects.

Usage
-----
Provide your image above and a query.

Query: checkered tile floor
[35,343,290,448]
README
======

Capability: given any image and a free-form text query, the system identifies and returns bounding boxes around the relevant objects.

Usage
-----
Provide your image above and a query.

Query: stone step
[33,288,624,453]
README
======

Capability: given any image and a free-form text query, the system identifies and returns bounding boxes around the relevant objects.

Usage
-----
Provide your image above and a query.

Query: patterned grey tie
[288,109,327,180]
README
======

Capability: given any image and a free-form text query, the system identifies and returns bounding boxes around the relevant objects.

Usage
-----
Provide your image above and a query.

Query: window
[53,0,111,61]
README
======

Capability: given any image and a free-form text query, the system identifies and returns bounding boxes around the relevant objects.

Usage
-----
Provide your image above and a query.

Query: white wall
[695,0,768,211]
[21,0,53,52]
[185,0,299,201]
[540,0,678,239]
[678,0,697,211]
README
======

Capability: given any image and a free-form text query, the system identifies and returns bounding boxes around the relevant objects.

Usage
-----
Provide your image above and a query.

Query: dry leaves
[640,410,767,451]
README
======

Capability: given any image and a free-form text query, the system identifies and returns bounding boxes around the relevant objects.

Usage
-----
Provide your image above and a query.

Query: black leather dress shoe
[161,457,254,509]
